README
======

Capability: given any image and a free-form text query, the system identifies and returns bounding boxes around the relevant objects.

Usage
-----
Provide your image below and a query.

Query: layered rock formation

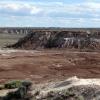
[7,30,100,51]
[32,76,100,100]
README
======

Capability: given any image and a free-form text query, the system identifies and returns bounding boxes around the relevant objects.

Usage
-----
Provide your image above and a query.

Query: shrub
[3,86,27,100]
[4,80,22,89]
[22,80,32,90]
[0,85,5,90]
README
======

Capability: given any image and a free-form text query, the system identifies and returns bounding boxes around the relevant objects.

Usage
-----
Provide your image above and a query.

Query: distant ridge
[1,27,100,35]
[7,29,100,51]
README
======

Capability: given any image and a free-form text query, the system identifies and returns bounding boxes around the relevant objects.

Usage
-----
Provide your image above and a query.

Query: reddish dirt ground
[0,49,100,83]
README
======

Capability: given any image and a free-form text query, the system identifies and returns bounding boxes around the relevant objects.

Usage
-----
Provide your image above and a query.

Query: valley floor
[0,49,99,84]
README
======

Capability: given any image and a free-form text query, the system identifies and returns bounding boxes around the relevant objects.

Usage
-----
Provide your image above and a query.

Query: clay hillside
[7,30,100,51]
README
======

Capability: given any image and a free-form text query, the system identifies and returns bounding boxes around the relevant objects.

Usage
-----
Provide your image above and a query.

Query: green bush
[22,80,32,89]
[4,80,22,89]
[4,80,32,89]
[0,85,5,90]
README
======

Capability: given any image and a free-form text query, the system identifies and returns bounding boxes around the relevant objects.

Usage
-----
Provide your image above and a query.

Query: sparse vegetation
[0,33,24,48]
[0,80,32,100]
[0,85,5,90]
[4,80,22,89]
[4,80,32,89]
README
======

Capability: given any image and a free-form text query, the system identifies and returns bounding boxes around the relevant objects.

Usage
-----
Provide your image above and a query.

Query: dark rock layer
[7,31,100,51]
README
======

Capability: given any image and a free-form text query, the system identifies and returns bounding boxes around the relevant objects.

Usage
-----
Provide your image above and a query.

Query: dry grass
[0,33,25,47]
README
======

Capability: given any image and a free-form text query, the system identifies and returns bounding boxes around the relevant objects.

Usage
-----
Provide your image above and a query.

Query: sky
[0,0,100,27]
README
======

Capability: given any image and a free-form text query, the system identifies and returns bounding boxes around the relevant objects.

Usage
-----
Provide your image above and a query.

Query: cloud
[0,3,42,16]
[0,0,100,27]
[0,1,100,18]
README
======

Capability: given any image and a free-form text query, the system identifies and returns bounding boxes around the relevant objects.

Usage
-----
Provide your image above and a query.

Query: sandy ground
[0,49,100,83]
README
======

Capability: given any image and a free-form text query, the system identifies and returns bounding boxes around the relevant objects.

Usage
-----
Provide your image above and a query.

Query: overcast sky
[0,0,100,27]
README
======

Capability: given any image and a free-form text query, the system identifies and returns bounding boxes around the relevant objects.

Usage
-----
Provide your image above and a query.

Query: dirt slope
[0,49,100,84]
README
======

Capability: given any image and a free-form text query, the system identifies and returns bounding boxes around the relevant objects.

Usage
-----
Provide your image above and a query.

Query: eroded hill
[7,30,100,51]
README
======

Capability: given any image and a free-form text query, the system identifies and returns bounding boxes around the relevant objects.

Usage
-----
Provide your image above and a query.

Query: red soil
[0,50,100,83]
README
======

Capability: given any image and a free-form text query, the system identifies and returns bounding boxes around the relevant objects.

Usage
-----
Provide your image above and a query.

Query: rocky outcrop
[31,76,100,100]
[1,77,100,100]
[7,30,100,51]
